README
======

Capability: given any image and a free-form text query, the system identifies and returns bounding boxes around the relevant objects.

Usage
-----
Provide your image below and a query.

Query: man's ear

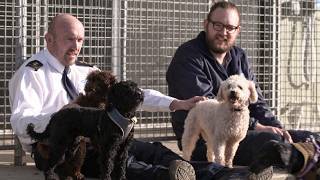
[203,19,209,31]
[45,32,53,45]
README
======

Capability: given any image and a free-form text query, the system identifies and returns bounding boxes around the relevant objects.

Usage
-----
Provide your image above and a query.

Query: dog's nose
[230,91,236,98]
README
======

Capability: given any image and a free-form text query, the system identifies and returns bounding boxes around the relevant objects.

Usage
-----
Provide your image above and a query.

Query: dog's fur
[181,75,258,167]
[249,140,303,175]
[27,80,144,180]
[34,70,116,180]
[250,139,320,179]
[75,70,116,109]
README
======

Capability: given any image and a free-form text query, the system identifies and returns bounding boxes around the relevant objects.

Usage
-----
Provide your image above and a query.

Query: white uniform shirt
[9,49,176,152]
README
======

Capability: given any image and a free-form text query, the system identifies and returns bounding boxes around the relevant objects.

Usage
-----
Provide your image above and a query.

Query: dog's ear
[216,83,224,101]
[248,81,258,103]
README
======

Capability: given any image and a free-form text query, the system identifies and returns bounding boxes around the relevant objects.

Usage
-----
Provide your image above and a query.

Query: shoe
[248,166,273,180]
[201,164,273,180]
[169,160,196,180]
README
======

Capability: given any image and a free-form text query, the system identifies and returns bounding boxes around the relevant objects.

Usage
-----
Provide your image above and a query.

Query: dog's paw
[74,172,85,180]
[45,170,59,180]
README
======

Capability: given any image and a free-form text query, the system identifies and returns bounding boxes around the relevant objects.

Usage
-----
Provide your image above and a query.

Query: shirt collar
[223,52,232,68]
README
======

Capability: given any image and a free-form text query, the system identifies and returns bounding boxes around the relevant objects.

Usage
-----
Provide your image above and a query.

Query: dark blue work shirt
[166,31,282,140]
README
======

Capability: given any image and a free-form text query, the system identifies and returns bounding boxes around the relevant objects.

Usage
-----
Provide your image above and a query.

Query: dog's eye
[238,85,243,90]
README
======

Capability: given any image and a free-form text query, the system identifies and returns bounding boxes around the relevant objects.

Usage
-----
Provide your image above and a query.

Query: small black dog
[34,70,117,180]
[249,138,320,179]
[27,80,144,180]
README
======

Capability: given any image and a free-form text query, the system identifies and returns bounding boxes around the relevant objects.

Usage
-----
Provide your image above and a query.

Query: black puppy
[249,138,320,179]
[27,80,144,180]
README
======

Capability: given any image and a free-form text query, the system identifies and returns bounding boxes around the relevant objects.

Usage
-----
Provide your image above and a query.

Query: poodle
[181,75,258,167]
[27,80,144,180]
[34,70,116,180]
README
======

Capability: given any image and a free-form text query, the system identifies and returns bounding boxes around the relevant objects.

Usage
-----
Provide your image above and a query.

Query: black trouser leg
[186,131,283,165]
[288,129,319,142]
[126,139,184,180]
[81,139,183,179]
[234,131,283,166]
[129,139,183,166]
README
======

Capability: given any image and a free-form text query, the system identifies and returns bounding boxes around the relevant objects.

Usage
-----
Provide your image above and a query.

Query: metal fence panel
[1,0,320,163]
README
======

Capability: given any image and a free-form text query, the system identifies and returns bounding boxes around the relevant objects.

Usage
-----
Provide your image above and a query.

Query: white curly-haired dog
[181,75,258,167]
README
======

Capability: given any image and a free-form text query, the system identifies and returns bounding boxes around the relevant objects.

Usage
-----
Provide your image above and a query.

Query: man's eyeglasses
[207,19,239,34]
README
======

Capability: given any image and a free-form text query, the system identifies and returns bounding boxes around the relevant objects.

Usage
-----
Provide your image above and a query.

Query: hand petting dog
[169,96,207,111]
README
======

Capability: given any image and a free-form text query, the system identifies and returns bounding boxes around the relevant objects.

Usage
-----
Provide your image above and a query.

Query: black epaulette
[76,60,94,67]
[26,60,43,71]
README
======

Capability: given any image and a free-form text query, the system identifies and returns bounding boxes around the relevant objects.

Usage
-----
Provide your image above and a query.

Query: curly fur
[33,70,116,180]
[181,75,258,167]
[75,70,116,109]
[27,80,144,180]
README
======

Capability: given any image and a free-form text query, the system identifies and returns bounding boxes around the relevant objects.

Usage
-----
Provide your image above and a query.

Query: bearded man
[166,1,317,169]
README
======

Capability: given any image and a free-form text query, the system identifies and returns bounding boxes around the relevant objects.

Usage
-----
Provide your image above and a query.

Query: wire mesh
[0,0,320,156]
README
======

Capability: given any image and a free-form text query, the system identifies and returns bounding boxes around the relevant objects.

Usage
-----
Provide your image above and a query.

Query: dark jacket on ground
[166,31,282,142]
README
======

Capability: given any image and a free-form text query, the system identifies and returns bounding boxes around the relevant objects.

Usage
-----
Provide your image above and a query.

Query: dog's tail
[26,123,49,141]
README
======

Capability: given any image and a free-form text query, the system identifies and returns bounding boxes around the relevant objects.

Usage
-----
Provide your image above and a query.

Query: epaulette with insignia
[26,60,43,71]
[76,60,94,67]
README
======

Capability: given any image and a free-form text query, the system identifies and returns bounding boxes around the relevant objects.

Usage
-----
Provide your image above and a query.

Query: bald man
[9,14,199,180]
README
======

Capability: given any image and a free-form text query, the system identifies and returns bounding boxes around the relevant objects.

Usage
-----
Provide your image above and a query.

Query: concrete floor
[0,141,295,180]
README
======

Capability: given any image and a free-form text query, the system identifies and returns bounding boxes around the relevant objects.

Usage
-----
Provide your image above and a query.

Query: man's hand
[255,123,293,143]
[169,96,207,111]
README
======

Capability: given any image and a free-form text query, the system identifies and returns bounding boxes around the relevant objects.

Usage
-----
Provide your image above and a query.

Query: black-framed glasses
[207,19,239,34]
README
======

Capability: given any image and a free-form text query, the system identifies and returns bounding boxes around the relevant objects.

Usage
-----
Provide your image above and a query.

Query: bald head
[45,14,85,66]
[47,14,84,37]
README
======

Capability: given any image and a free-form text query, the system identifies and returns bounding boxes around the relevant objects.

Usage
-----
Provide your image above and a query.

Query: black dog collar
[107,108,137,140]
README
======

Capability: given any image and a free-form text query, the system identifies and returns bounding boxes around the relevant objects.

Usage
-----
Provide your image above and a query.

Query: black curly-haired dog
[249,137,320,179]
[27,80,144,180]
[34,70,117,180]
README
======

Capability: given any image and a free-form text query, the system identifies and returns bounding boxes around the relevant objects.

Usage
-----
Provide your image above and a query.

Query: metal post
[272,0,278,113]
[112,0,124,80]
[14,0,28,166]
[15,0,27,69]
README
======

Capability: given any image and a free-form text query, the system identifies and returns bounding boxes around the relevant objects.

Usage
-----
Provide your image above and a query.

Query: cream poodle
[181,75,258,167]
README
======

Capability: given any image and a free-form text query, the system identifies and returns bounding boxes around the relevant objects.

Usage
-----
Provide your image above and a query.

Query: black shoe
[217,166,273,180]
[169,160,196,180]
[248,166,273,180]
[197,163,273,180]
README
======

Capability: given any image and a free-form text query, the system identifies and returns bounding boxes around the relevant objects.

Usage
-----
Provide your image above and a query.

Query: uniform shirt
[9,49,175,152]
[166,31,282,141]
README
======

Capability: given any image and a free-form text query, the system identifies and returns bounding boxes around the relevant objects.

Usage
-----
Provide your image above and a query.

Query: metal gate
[0,0,320,164]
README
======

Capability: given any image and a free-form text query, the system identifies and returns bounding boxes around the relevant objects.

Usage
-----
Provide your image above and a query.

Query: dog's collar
[107,108,137,140]
[232,108,243,112]
[231,100,249,112]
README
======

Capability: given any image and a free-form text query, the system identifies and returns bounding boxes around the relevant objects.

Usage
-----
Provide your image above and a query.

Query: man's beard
[207,36,234,54]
